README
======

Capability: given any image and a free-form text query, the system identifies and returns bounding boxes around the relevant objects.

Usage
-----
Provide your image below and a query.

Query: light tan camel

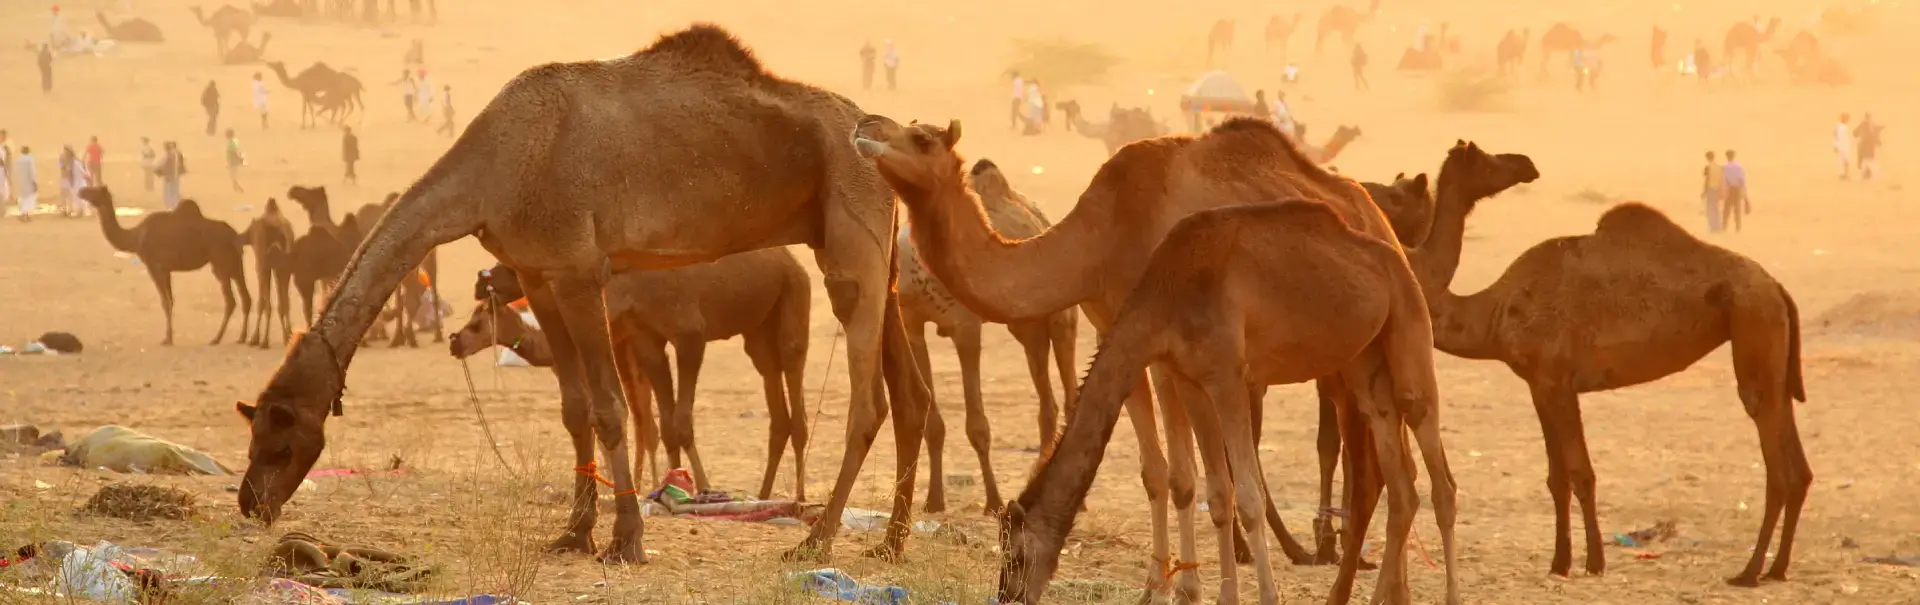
[1539,24,1617,73]
[224,32,272,65]
[190,5,255,57]
[1394,141,1808,585]
[241,198,298,348]
[1055,100,1169,157]
[1265,12,1303,60]
[452,248,812,501]
[852,115,1458,605]
[1299,124,1362,164]
[1207,19,1235,66]
[1316,0,1379,54]
[897,158,1078,513]
[1723,17,1782,76]
[83,187,253,346]
[238,24,927,566]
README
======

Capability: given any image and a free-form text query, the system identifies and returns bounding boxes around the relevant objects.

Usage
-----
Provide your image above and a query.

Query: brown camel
[453,248,810,501]
[237,24,926,566]
[1316,0,1379,54]
[1776,31,1852,86]
[852,115,1458,605]
[264,62,364,128]
[1265,12,1303,60]
[225,32,273,65]
[1054,100,1168,156]
[1298,124,1362,164]
[1723,17,1782,76]
[287,186,440,347]
[82,187,252,346]
[897,158,1078,514]
[289,217,355,328]
[252,0,304,18]
[1497,28,1529,76]
[1391,141,1807,585]
[1539,24,1616,73]
[1363,173,1434,248]
[190,5,255,57]
[1207,19,1234,66]
[242,198,298,349]
[96,11,165,43]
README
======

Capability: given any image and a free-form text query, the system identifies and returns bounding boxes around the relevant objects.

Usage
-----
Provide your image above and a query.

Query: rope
[798,327,842,470]
[457,354,521,480]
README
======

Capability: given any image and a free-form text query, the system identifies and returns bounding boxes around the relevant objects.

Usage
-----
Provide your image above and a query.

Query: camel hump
[637,23,765,78]
[1208,116,1290,140]
[1594,202,1689,240]
[175,199,205,219]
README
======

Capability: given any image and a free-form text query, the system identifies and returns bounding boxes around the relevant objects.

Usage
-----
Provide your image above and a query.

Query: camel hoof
[1763,569,1790,583]
[1585,558,1606,576]
[545,532,594,555]
[859,542,904,563]
[780,540,830,563]
[596,540,646,565]
[1132,590,1173,605]
[1725,574,1762,588]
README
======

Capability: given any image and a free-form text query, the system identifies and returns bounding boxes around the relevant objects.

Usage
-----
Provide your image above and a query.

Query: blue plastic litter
[790,568,909,605]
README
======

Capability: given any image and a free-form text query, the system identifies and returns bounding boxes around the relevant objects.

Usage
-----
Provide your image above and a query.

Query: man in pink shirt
[84,136,103,186]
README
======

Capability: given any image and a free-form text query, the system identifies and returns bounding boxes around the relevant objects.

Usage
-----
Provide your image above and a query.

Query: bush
[1435,66,1513,113]
[1006,38,1121,89]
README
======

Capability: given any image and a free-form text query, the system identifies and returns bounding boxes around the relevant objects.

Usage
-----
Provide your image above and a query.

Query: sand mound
[1808,291,1920,339]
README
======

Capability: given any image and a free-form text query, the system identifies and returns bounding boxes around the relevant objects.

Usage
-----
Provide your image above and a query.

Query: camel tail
[1780,283,1805,403]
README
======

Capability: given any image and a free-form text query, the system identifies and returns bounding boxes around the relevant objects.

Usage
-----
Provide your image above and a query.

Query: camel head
[997,500,1066,605]
[449,299,532,359]
[236,331,343,525]
[1440,140,1538,204]
[1367,172,1434,247]
[472,264,525,303]
[852,114,965,201]
[78,186,115,210]
[287,185,328,217]
[1054,100,1083,124]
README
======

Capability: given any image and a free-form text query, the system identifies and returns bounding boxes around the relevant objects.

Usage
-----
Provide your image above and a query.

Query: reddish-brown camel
[453,248,812,501]
[1265,12,1303,60]
[287,186,441,347]
[242,198,298,348]
[1723,17,1782,76]
[82,187,253,346]
[289,216,356,328]
[1316,0,1379,54]
[1497,28,1530,76]
[852,115,1458,604]
[1539,24,1617,73]
[237,24,927,566]
[1389,141,1808,585]
[897,158,1078,513]
[1207,19,1235,66]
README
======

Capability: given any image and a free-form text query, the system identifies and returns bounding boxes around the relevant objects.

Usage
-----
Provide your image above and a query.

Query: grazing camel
[1496,28,1529,76]
[289,218,354,327]
[190,5,255,56]
[1265,13,1303,60]
[1539,24,1616,73]
[1391,141,1808,585]
[1723,17,1782,77]
[224,32,272,64]
[287,186,439,347]
[1206,19,1234,66]
[236,24,924,566]
[1316,0,1379,54]
[851,115,1457,604]
[96,11,165,43]
[81,187,252,346]
[453,247,811,501]
[1054,100,1168,156]
[897,158,1078,513]
[242,198,298,348]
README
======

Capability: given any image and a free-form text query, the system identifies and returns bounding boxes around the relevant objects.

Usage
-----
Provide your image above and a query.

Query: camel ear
[1454,139,1466,148]
[1467,141,1481,151]
[943,119,963,148]
[1412,173,1430,189]
[1394,172,1405,180]
[236,401,258,422]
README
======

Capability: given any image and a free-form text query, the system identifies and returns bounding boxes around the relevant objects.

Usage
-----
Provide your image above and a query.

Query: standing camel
[265,62,362,127]
[1539,24,1616,74]
[1316,0,1379,54]
[851,115,1457,604]
[1387,141,1808,585]
[287,186,439,347]
[1265,13,1303,60]
[289,218,355,327]
[453,248,811,501]
[1723,17,1782,77]
[81,187,252,346]
[242,198,298,348]
[190,5,255,57]
[1207,19,1235,66]
[236,24,925,567]
[897,158,1078,514]
[1497,28,1529,76]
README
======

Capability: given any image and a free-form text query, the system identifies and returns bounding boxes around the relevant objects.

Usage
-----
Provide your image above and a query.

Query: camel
[96,11,164,43]
[252,0,304,18]
[1497,28,1529,76]
[265,62,363,127]
[1207,19,1234,66]
[1298,124,1362,164]
[1363,173,1434,248]
[1539,24,1617,73]
[287,186,439,347]
[1776,32,1852,86]
[1385,141,1807,585]
[190,5,255,57]
[1316,0,1379,54]
[1265,13,1302,60]
[242,198,298,349]
[1723,17,1782,76]
[81,187,252,346]
[290,217,355,327]
[237,24,926,567]
[1651,26,1669,68]
[1054,100,1168,156]
[852,115,1458,604]
[897,158,1078,514]
[453,247,811,501]
[225,32,272,64]
[1396,23,1453,71]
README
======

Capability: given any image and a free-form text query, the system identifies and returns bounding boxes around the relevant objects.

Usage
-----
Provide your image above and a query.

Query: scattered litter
[34,480,52,490]
[53,540,138,602]
[84,483,198,521]
[61,425,233,475]
[789,568,908,605]
[1609,521,1677,548]
[1862,555,1920,567]
[1634,552,1663,560]
[268,532,439,593]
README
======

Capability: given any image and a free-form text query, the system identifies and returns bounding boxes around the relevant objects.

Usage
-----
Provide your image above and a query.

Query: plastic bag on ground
[61,425,232,475]
[53,540,137,602]
[789,568,908,605]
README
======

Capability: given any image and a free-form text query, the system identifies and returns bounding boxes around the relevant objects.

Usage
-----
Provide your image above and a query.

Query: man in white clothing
[1009,72,1025,130]
[1833,113,1853,179]
[252,72,270,129]
[1271,90,1297,139]
[15,147,37,222]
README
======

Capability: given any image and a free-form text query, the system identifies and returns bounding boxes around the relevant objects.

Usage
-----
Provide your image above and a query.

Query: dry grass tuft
[1435,66,1514,113]
[83,483,198,522]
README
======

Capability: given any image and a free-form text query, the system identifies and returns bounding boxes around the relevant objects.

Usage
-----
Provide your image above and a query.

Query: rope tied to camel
[1154,554,1202,586]
[574,462,615,488]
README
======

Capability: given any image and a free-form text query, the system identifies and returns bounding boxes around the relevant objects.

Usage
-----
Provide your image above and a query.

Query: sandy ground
[4,0,1919,603]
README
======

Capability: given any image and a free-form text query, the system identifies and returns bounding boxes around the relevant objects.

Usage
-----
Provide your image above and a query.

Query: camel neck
[1321,131,1357,162]
[895,171,1106,324]
[1406,174,1501,360]
[506,329,555,367]
[93,202,140,252]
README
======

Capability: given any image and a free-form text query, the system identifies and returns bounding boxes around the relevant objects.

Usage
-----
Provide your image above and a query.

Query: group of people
[858,40,901,91]
[1700,149,1750,233]
[1007,72,1051,135]
[2,130,200,222]
[1834,112,1884,180]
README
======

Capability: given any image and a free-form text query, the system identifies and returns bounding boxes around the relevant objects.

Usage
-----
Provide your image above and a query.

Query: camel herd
[178,24,1817,605]
[88,5,370,125]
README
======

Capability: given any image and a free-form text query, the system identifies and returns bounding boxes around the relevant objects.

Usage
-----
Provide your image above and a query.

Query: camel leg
[1527,380,1579,577]
[1325,394,1382,605]
[1343,353,1418,605]
[1009,321,1060,475]
[1122,370,1177,605]
[1551,395,1607,576]
[615,342,660,490]
[777,303,812,502]
[518,279,598,555]
[1165,371,1243,604]
[211,270,240,345]
[1206,369,1282,605]
[1380,312,1460,605]
[148,266,176,346]
[1731,317,1811,585]
[633,336,680,471]
[746,337,791,501]
[905,320,947,512]
[952,321,1004,513]
[1244,383,1316,566]
[1050,308,1079,424]
[545,273,645,564]
[1151,367,1206,604]
[250,255,271,347]
[668,333,711,494]
[1314,378,1346,565]
[275,269,295,345]
[296,278,317,329]
[864,298,933,560]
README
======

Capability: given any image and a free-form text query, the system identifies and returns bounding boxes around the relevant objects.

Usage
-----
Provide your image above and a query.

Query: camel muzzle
[853,137,890,159]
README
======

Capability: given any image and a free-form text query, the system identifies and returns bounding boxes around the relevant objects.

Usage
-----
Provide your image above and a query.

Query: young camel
[82,187,253,346]
[898,158,1078,514]
[237,24,926,565]
[453,247,812,501]
[241,198,298,348]
[852,115,1458,604]
[1390,141,1808,585]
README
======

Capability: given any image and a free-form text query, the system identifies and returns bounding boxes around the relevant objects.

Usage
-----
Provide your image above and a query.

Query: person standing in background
[859,41,876,90]
[882,40,899,90]
[38,44,54,93]
[1720,149,1749,232]
[201,81,221,136]
[0,130,14,207]
[14,147,36,221]
[414,69,434,122]
[84,136,103,186]
[157,141,184,210]
[57,144,88,217]
[1007,71,1025,130]
[1833,113,1853,179]
[225,129,245,192]
[1855,112,1883,180]
[252,72,270,129]
[139,137,156,191]
[437,85,455,137]
[1701,150,1724,233]
[1351,44,1369,90]
[342,126,360,184]
[390,69,417,121]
